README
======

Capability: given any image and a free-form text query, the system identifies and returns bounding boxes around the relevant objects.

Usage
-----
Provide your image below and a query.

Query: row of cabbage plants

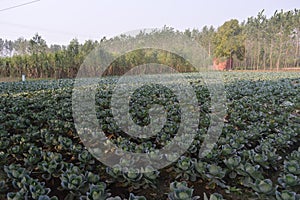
[0,72,299,199]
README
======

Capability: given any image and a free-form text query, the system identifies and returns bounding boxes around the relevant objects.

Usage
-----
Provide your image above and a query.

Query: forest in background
[0,9,299,79]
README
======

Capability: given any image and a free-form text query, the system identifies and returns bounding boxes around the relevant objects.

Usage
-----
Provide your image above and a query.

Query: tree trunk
[276,34,283,71]
[256,42,261,70]
[229,55,233,70]
[208,42,211,57]
[263,39,266,71]
[269,41,273,70]
[294,32,299,67]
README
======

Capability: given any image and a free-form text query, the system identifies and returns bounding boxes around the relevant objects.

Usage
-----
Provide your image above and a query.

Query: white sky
[0,0,299,45]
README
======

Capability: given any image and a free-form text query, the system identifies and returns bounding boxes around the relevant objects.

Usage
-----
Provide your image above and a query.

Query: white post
[22,74,26,82]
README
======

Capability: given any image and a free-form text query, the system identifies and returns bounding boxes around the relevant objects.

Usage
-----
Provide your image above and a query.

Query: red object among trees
[213,58,233,70]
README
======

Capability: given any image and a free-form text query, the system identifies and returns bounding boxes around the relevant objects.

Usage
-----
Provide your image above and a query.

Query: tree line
[0,9,299,79]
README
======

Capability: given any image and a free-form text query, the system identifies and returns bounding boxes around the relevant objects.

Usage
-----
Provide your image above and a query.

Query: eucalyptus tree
[0,38,4,57]
[243,10,268,70]
[29,33,47,55]
[14,37,30,55]
[3,40,14,57]
[193,26,215,58]
[287,9,300,68]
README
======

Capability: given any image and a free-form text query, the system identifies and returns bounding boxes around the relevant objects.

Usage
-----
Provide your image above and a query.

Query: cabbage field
[0,72,299,200]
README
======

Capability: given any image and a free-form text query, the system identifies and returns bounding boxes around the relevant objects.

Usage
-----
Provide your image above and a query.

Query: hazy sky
[0,0,299,45]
